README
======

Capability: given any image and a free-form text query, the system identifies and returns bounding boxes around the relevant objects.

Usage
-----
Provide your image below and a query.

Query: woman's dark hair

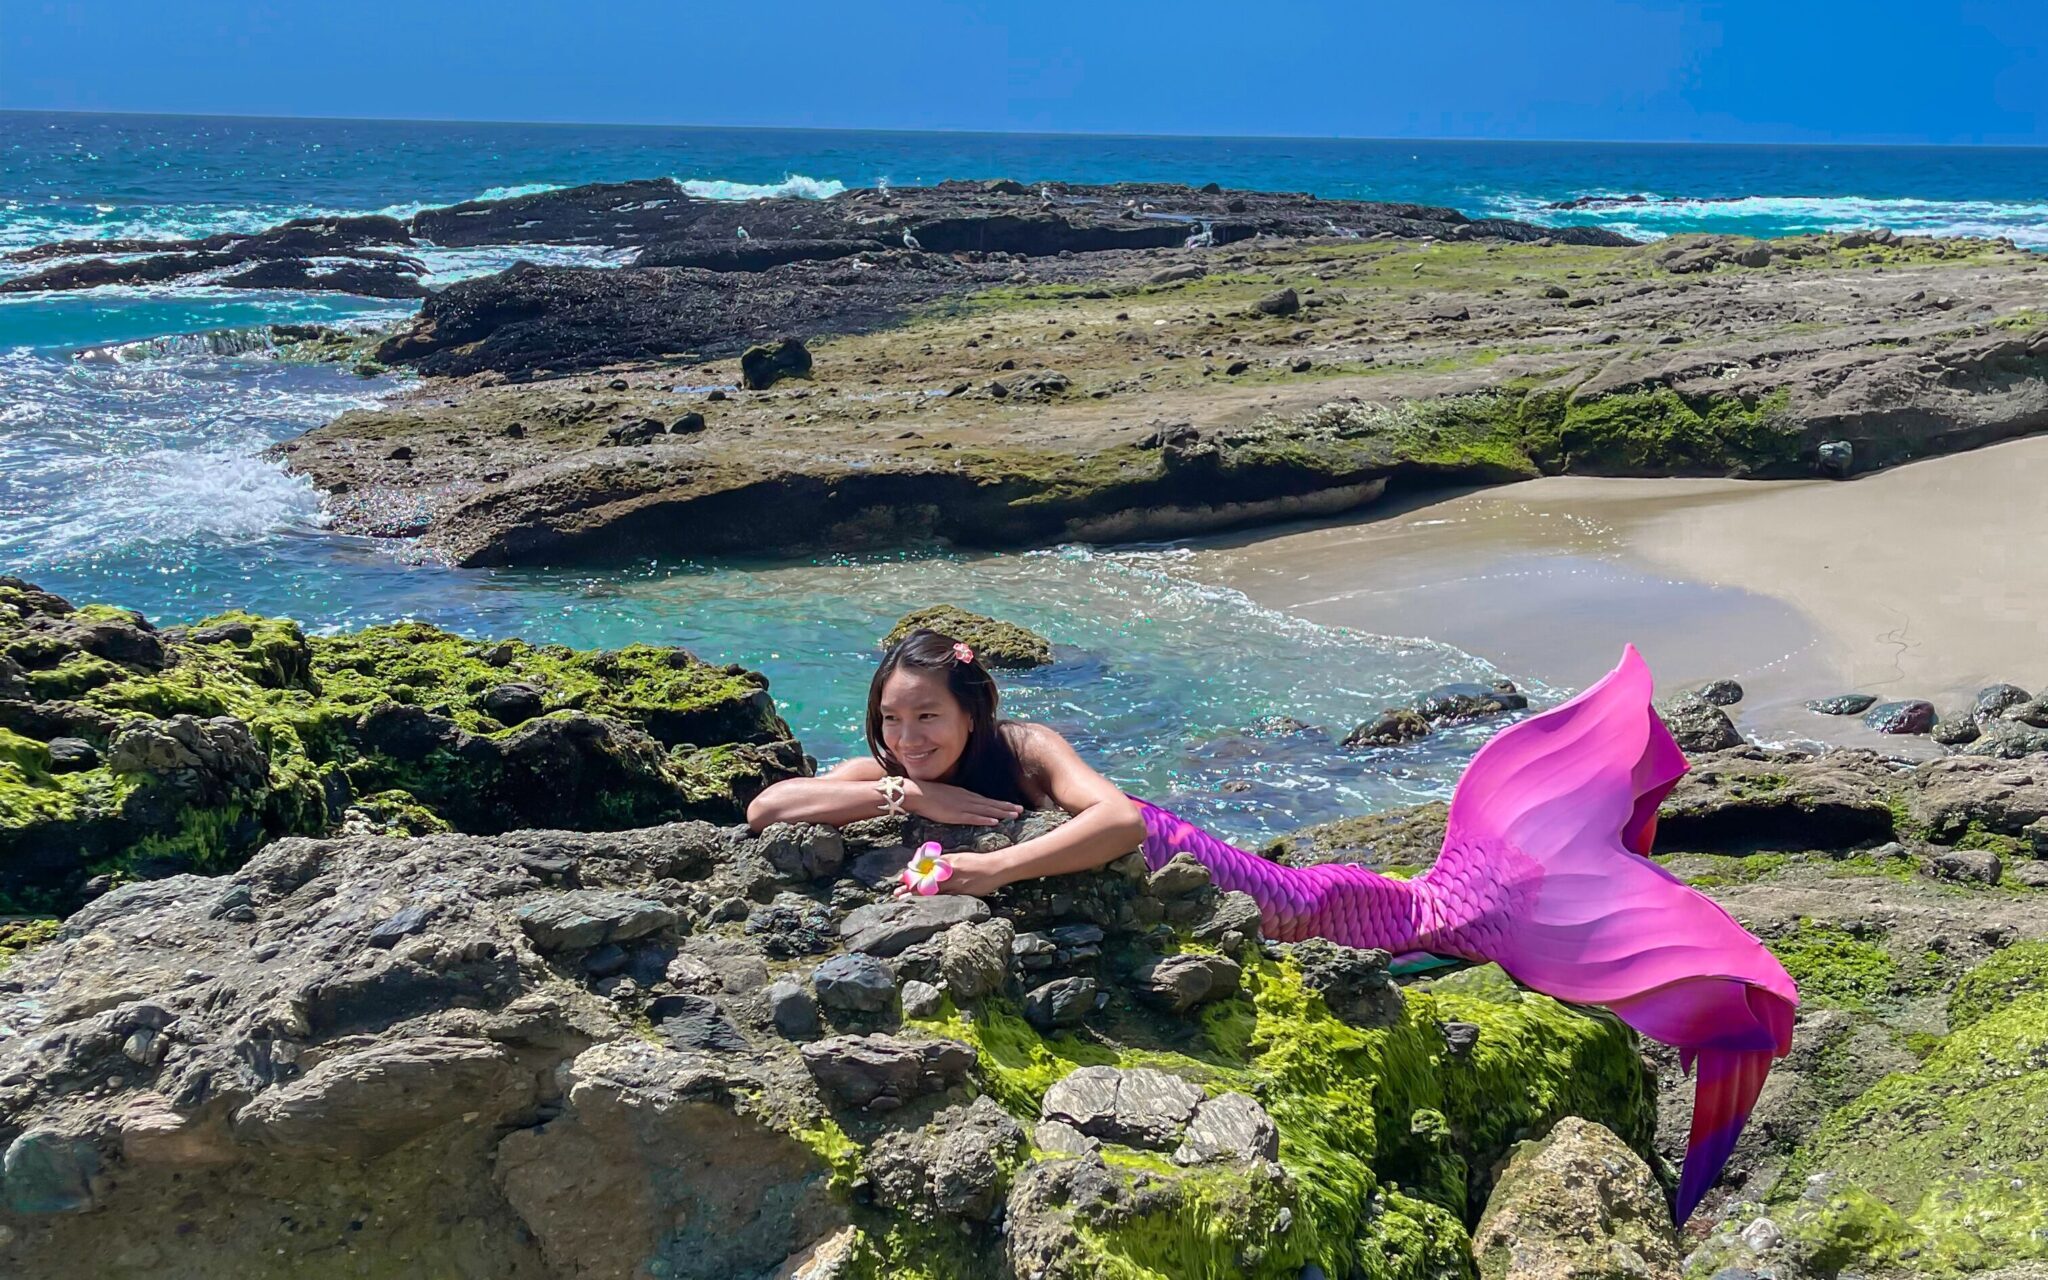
[867,628,1030,805]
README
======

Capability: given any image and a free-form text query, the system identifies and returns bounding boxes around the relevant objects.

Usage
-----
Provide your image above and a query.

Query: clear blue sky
[3,0,2042,145]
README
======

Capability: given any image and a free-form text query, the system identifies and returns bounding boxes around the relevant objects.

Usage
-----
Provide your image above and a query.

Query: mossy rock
[0,917,59,972]
[1757,990,2048,1275]
[1949,941,2048,1032]
[0,585,802,913]
[868,957,1656,1279]
[881,606,1053,669]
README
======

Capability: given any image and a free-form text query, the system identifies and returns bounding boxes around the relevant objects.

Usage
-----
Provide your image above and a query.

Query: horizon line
[4,105,2045,152]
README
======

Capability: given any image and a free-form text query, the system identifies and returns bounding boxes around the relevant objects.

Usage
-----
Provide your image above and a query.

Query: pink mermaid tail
[1133,645,1797,1224]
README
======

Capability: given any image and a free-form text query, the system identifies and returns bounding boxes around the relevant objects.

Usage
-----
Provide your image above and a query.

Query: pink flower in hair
[901,842,953,896]
[951,641,975,664]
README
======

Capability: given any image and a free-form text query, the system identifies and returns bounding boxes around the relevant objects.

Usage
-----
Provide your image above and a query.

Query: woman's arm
[916,725,1147,896]
[746,757,894,831]
[746,758,1027,831]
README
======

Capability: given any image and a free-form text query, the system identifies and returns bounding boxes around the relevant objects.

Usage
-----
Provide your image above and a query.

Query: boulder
[1657,693,1743,752]
[1806,693,1878,716]
[1863,699,1936,735]
[1470,1117,1680,1280]
[1040,1066,1204,1151]
[839,896,990,956]
[516,891,677,953]
[741,337,813,390]
[1172,1092,1279,1165]
[811,953,898,1013]
[1023,976,1099,1030]
[880,606,1053,669]
[799,1034,976,1110]
[1131,953,1241,1013]
[1251,288,1300,316]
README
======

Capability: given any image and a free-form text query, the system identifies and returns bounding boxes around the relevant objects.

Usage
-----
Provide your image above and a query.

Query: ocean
[4,111,2045,838]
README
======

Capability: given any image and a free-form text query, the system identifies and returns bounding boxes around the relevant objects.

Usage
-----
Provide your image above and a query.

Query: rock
[1188,890,1264,949]
[604,418,664,446]
[2,1129,100,1213]
[798,1034,976,1109]
[767,979,822,1037]
[1658,751,1896,849]
[900,979,945,1018]
[1429,304,1471,322]
[2011,860,2048,889]
[1657,692,1744,752]
[1172,1092,1279,1165]
[880,606,1053,669]
[1033,1120,1100,1157]
[1926,847,2002,885]
[233,1036,532,1158]
[1864,699,1936,734]
[741,337,813,390]
[42,737,97,772]
[515,891,677,952]
[1023,977,1099,1030]
[1807,693,1878,716]
[812,953,898,1013]
[1144,853,1212,899]
[1148,264,1205,284]
[1286,939,1403,1026]
[1343,708,1433,748]
[1541,284,1569,299]
[479,681,546,725]
[1816,439,1854,477]
[940,917,1014,1002]
[1696,678,1744,706]
[1040,1065,1204,1151]
[1933,715,1983,746]
[495,1041,842,1280]
[1132,953,1241,1013]
[670,411,707,434]
[1252,288,1300,316]
[753,822,847,882]
[1415,682,1527,723]
[866,1096,1024,1222]
[840,895,990,956]
[1470,1117,1680,1280]
[1441,1021,1481,1056]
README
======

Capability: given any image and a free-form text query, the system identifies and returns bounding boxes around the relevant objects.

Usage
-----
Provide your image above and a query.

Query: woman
[745,628,1149,897]
[746,626,1797,1225]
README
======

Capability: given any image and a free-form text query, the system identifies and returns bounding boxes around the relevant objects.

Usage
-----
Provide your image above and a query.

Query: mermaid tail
[1133,645,1797,1223]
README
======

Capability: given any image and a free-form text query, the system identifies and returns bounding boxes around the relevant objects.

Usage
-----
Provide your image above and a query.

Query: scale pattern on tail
[1131,646,1798,1223]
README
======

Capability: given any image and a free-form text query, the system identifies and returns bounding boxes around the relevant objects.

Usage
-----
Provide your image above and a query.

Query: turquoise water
[6,112,2044,837]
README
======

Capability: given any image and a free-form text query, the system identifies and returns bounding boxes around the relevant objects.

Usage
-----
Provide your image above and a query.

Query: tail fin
[1421,646,1799,1222]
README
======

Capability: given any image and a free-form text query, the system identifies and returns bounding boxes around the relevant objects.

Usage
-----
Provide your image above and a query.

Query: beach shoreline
[1180,433,2048,745]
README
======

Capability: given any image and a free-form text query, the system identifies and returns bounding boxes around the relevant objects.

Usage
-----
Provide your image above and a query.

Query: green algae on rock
[881,606,1055,669]
[1687,990,2048,1277]
[0,581,803,913]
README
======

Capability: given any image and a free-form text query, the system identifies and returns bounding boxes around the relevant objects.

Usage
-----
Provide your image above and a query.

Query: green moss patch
[897,958,1652,1279]
[1769,921,1896,1015]
[1949,941,2048,1032]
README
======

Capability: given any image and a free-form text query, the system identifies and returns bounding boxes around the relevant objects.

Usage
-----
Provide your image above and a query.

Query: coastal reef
[0,578,802,914]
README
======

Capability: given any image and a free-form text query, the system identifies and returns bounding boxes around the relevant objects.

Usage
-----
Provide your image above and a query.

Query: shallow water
[9,113,2040,837]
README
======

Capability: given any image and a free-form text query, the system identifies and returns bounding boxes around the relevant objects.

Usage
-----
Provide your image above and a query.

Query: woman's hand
[892,850,1012,899]
[904,779,1024,827]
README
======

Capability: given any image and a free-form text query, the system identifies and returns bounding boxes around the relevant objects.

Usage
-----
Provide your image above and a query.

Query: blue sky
[2,0,2042,145]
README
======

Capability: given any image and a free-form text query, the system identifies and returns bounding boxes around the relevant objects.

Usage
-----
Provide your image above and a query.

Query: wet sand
[1183,435,2048,748]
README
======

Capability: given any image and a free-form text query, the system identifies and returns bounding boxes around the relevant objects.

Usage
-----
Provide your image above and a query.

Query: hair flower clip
[901,841,953,896]
[951,641,975,664]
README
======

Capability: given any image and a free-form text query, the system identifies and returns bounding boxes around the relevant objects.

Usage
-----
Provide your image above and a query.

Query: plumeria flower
[901,841,953,896]
[951,641,974,664]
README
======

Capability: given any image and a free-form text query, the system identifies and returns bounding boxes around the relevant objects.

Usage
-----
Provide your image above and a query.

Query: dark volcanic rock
[1864,699,1937,735]
[1658,693,1744,752]
[1807,693,1879,716]
[740,336,813,390]
[799,1033,977,1109]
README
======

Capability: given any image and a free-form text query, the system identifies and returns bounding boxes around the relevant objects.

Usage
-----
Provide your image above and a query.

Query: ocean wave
[1492,191,2048,249]
[0,344,391,558]
[678,174,845,201]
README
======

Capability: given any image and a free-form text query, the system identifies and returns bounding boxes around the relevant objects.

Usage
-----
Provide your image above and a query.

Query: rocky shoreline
[4,588,2048,1278]
[14,177,2040,569]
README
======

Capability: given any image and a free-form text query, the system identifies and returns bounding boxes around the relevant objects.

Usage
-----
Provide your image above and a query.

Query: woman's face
[877,667,973,781]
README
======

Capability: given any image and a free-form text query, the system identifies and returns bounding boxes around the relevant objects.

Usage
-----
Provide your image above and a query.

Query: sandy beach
[1184,433,2048,748]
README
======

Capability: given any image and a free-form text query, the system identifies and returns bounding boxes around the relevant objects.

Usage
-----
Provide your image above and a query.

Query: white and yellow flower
[900,841,953,896]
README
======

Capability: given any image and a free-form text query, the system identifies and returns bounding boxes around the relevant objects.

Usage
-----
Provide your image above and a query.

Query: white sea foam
[1493,191,2048,250]
[678,174,846,201]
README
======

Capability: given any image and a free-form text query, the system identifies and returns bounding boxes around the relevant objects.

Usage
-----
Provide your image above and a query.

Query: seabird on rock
[902,229,922,250]
[736,226,749,240]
